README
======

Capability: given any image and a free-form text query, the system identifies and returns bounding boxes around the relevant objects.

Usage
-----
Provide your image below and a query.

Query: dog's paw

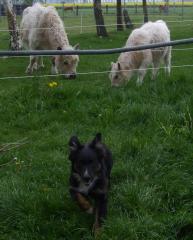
[92,222,101,237]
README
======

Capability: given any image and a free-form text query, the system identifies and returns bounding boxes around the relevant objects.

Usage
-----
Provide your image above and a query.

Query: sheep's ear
[74,43,80,50]
[90,133,102,148]
[57,47,62,50]
[69,136,81,152]
[118,62,121,70]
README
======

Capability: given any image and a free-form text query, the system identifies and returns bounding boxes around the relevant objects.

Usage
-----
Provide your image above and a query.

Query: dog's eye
[96,163,101,172]
[64,61,68,65]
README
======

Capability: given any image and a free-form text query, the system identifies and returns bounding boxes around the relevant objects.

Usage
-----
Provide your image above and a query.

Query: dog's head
[69,133,104,186]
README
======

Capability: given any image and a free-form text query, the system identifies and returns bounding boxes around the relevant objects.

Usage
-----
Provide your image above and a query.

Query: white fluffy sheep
[109,20,171,86]
[20,3,79,78]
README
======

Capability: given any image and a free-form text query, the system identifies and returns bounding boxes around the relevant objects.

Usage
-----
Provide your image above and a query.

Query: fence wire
[0,64,193,81]
[0,19,193,32]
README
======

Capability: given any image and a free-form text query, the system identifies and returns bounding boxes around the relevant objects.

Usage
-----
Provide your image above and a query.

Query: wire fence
[0,37,193,80]
[0,64,193,81]
[1,46,193,60]
[0,19,193,39]
[0,38,193,57]
[0,1,193,81]
[0,3,192,17]
[1,18,193,32]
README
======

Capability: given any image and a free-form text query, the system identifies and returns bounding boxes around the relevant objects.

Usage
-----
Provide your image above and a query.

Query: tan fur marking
[76,193,93,211]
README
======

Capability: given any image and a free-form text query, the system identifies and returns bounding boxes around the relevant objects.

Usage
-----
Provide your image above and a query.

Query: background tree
[116,0,123,31]
[3,0,21,50]
[123,9,133,29]
[93,0,108,37]
[22,0,36,4]
[142,0,148,23]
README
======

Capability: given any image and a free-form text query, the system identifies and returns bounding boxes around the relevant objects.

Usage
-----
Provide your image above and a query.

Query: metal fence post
[63,2,65,21]
[80,14,83,34]
[181,0,184,20]
[2,38,193,57]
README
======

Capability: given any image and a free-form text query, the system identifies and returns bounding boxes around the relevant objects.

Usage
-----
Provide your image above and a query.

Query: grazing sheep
[109,20,171,87]
[20,3,79,79]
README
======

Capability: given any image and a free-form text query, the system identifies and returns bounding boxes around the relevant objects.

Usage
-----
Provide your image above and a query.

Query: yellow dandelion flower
[52,81,58,87]
[48,82,54,88]
[48,81,58,88]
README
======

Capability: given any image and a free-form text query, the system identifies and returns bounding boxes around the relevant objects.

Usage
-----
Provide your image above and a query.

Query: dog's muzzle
[70,176,99,195]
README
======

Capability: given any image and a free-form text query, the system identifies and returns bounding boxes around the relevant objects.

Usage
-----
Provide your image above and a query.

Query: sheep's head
[109,62,130,87]
[51,44,79,79]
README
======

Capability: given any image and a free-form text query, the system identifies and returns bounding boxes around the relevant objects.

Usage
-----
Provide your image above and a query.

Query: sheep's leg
[32,57,38,71]
[38,56,45,69]
[26,56,38,74]
[164,47,171,76]
[136,66,147,86]
[152,61,160,80]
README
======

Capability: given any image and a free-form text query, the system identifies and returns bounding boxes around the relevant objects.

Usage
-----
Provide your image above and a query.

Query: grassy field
[0,10,193,240]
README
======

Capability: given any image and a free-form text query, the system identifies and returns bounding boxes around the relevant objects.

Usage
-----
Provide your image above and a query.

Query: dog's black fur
[68,133,113,234]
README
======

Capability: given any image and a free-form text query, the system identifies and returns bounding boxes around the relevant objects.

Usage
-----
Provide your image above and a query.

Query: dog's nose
[83,169,90,183]
[69,73,76,79]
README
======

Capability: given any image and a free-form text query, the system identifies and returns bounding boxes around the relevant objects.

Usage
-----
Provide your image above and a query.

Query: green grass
[0,11,193,240]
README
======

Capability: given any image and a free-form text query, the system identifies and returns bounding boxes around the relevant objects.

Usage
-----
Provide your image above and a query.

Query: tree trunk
[123,9,133,29]
[93,0,108,37]
[116,0,123,31]
[142,0,148,23]
[3,0,20,50]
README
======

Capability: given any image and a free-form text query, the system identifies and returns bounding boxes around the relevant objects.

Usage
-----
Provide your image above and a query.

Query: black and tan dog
[68,133,113,234]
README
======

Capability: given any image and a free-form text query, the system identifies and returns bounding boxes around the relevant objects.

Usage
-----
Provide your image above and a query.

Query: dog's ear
[69,136,81,152]
[90,133,106,161]
[90,133,102,148]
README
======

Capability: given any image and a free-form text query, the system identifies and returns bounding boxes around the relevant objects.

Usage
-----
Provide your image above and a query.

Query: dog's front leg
[93,194,107,235]
[70,189,93,214]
